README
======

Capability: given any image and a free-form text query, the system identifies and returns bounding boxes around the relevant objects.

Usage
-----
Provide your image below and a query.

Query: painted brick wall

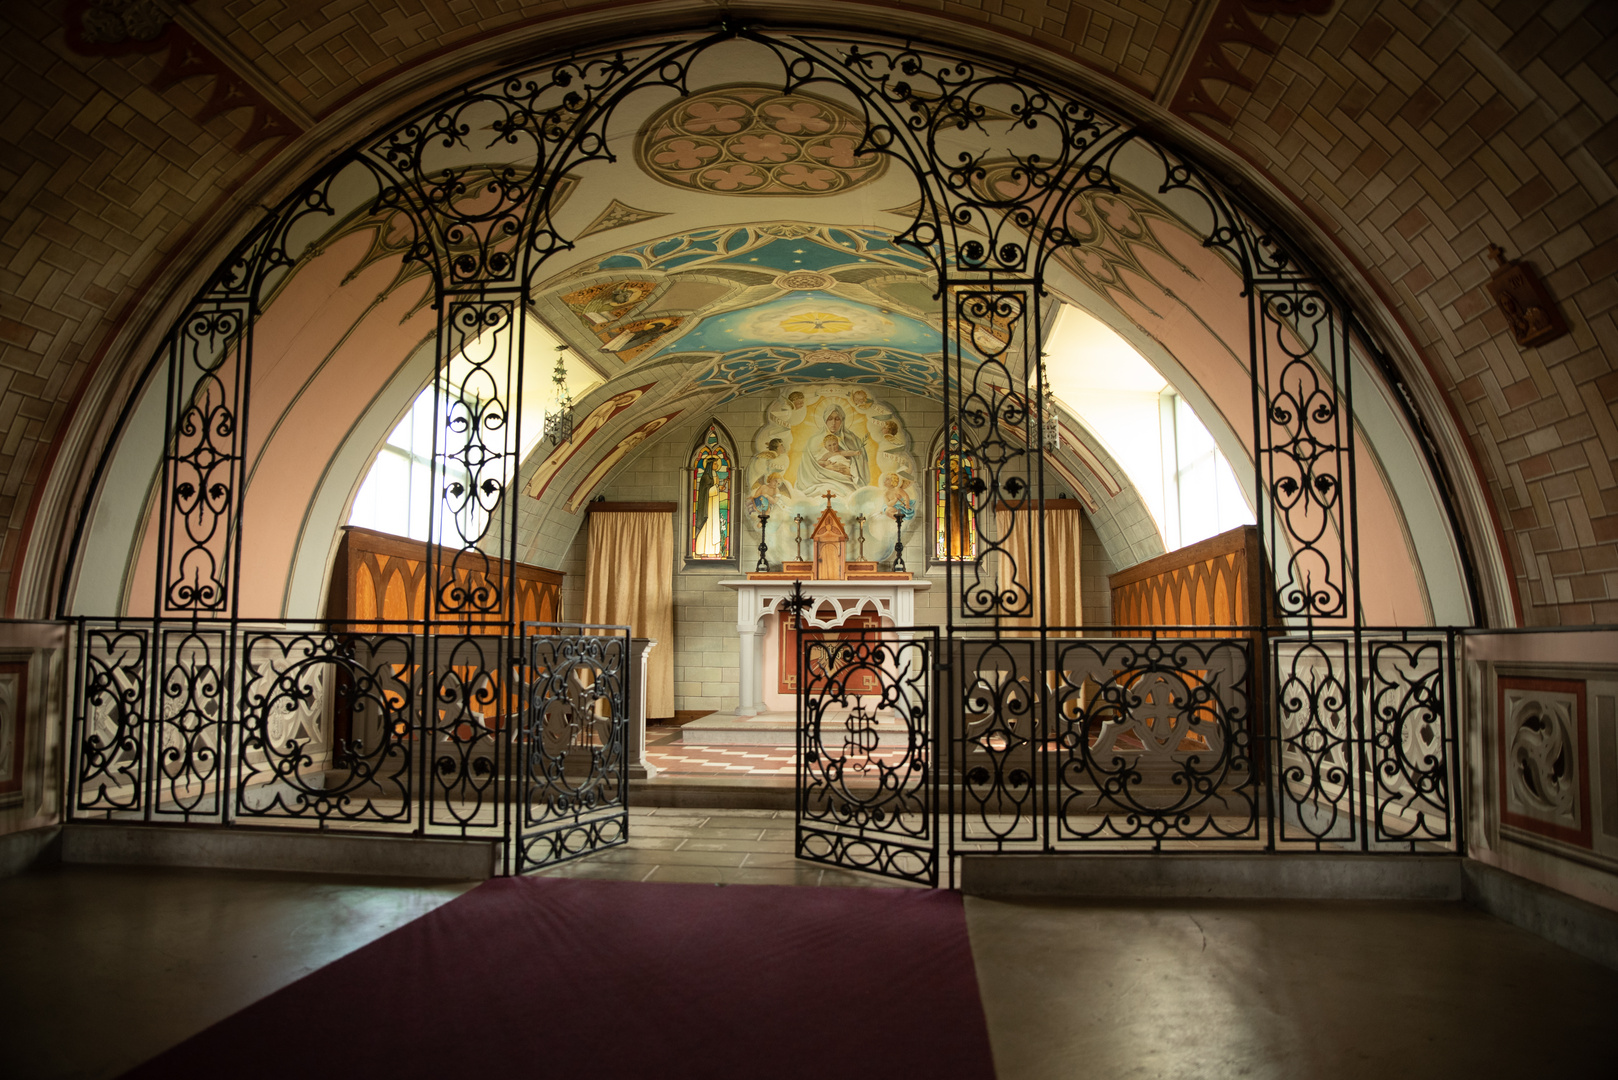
[1212,0,1618,623]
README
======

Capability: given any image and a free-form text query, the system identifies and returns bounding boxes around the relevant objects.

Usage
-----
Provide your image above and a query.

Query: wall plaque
[1486,244,1568,349]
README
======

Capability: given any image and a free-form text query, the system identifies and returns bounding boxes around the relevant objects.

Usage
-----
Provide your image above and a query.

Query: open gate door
[514,622,631,873]
[795,623,941,886]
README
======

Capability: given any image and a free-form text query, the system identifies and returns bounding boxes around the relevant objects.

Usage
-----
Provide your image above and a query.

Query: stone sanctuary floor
[2,808,1615,1079]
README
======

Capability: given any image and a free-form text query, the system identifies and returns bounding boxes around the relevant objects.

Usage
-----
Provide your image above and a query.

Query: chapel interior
[2,1,1618,1077]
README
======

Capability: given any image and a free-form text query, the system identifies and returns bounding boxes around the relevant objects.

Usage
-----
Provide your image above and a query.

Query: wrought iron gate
[515,623,631,873]
[796,625,941,885]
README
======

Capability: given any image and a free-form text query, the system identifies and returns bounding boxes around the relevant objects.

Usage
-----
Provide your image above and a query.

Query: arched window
[688,424,733,561]
[934,425,977,562]
[349,382,488,544]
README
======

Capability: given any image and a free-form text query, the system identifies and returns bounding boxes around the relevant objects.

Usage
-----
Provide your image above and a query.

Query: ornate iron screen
[62,22,1471,875]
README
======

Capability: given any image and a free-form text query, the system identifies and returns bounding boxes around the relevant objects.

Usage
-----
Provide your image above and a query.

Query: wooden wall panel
[1108,526,1269,634]
[327,527,563,633]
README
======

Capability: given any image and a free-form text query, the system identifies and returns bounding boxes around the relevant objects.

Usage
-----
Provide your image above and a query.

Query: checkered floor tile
[645,726,919,776]
[645,725,791,776]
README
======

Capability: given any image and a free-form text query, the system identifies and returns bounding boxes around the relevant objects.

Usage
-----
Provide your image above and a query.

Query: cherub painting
[750,471,794,514]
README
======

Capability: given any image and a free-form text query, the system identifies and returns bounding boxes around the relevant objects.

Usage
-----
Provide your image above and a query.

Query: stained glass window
[934,426,977,561]
[689,425,732,560]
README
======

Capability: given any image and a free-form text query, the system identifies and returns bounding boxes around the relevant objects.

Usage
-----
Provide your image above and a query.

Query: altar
[717,578,931,716]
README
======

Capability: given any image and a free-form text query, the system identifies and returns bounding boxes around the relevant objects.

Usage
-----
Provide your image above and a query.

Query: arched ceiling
[70,34,1469,627]
[530,222,954,403]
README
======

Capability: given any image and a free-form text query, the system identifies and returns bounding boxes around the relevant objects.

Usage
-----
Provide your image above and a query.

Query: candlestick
[891,507,907,573]
[755,511,770,572]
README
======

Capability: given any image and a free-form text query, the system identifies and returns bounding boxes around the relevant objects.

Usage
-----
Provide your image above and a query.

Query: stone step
[678,711,911,746]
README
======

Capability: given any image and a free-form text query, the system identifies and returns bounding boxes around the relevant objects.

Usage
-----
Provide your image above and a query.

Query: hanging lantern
[544,344,574,446]
[1040,354,1060,452]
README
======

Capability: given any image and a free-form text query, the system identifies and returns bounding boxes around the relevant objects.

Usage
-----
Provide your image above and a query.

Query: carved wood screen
[1106,525,1273,765]
[327,526,563,632]
[1108,526,1270,633]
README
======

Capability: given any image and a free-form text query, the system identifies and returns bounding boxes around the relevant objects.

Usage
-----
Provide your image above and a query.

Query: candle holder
[891,507,907,573]
[755,511,770,572]
[854,514,867,560]
[793,513,806,560]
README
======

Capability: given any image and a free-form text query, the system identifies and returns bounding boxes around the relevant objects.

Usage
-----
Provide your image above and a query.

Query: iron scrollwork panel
[798,627,938,885]
[949,286,1039,622]
[151,627,231,820]
[1272,636,1357,846]
[423,632,507,832]
[954,638,1040,847]
[1367,636,1454,845]
[1052,638,1256,848]
[1254,283,1355,621]
[236,630,416,824]
[160,306,250,618]
[518,624,629,872]
[430,296,521,623]
[73,624,152,816]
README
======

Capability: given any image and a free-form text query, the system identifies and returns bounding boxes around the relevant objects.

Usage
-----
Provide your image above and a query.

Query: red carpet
[124,877,998,1079]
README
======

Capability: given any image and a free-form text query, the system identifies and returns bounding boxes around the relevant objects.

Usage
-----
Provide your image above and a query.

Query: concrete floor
[2,809,1614,1079]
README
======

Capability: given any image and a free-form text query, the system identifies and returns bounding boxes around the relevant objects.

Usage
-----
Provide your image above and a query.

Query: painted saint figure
[690,429,731,560]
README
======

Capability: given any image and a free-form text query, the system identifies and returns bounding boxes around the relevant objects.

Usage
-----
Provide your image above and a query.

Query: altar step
[678,710,912,747]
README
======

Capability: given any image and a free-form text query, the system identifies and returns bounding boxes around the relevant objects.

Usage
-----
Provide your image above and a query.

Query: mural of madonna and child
[747,384,918,563]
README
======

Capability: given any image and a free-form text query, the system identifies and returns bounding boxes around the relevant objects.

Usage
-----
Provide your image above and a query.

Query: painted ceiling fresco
[589,223,937,275]
[685,346,939,402]
[515,219,961,514]
[532,222,960,397]
[636,87,886,197]
[656,291,938,354]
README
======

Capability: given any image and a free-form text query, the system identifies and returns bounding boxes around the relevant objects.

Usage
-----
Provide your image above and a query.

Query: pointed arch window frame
[685,421,738,568]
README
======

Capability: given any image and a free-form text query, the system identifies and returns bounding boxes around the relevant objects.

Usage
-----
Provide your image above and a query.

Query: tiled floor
[644,725,911,777]
[645,728,796,776]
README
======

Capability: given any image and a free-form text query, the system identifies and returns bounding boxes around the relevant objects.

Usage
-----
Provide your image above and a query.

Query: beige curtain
[584,512,674,718]
[994,507,1083,635]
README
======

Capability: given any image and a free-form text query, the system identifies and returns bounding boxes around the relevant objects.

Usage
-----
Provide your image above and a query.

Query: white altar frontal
[718,578,931,716]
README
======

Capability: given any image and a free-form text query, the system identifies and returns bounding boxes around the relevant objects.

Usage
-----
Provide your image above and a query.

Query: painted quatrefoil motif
[636,87,886,196]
